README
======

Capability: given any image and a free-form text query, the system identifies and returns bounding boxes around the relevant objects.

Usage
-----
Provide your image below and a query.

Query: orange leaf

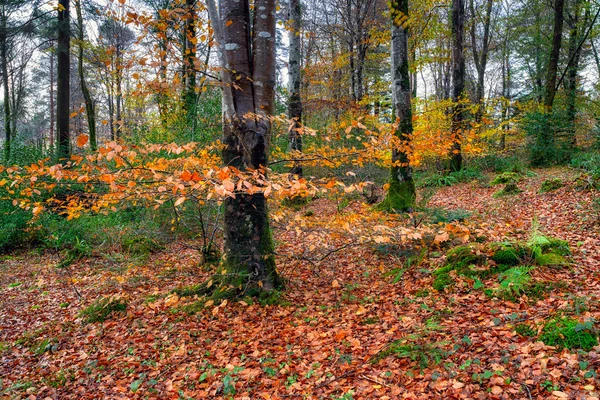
[76,134,89,147]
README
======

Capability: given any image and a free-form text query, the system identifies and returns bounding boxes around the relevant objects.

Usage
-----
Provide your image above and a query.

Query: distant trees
[56,0,70,160]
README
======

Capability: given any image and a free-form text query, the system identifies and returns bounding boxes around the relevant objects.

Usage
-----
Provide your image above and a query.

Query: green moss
[173,284,205,297]
[539,178,563,193]
[79,297,127,324]
[432,273,454,291]
[491,172,522,185]
[493,182,523,197]
[536,252,570,266]
[490,243,531,266]
[122,235,163,256]
[515,323,536,337]
[377,178,415,213]
[539,317,598,350]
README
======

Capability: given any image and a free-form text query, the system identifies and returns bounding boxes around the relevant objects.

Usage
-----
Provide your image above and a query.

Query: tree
[379,0,415,211]
[288,0,303,176]
[212,0,282,293]
[469,0,494,122]
[544,0,565,111]
[57,0,70,160]
[76,0,97,151]
[449,0,465,172]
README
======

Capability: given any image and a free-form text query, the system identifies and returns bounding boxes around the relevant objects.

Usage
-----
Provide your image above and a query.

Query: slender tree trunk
[206,0,233,117]
[76,0,96,151]
[115,46,122,139]
[544,0,565,111]
[380,0,416,212]
[449,0,465,172]
[288,0,303,176]
[1,11,11,161]
[469,0,493,122]
[220,0,282,293]
[49,52,55,153]
[57,0,70,160]
[566,0,582,147]
[184,0,197,135]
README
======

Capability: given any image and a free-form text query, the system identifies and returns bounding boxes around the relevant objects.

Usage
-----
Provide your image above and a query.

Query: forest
[1,0,600,397]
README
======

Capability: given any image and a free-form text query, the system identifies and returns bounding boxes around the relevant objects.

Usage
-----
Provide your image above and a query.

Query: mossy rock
[539,317,598,350]
[490,243,532,266]
[535,252,570,266]
[491,172,522,185]
[432,245,486,290]
[540,178,564,193]
[493,182,523,198]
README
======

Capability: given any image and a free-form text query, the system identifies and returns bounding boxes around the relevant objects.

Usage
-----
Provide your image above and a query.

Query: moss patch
[491,172,522,185]
[540,178,563,193]
[79,297,127,324]
[539,317,598,350]
[493,182,523,197]
[377,178,416,213]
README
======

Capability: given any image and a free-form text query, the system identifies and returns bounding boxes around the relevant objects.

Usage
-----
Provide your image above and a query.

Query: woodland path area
[1,167,600,399]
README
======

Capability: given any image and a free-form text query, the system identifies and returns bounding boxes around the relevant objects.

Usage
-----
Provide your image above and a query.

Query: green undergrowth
[539,316,598,351]
[491,171,523,185]
[433,229,571,292]
[79,297,127,324]
[493,182,523,197]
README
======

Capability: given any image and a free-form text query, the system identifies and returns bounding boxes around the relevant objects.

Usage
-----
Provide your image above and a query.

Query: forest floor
[1,166,600,399]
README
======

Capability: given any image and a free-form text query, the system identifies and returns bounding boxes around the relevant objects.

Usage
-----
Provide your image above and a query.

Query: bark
[1,11,11,161]
[565,0,581,145]
[76,0,96,151]
[115,46,122,139]
[449,0,465,172]
[57,0,70,160]
[220,0,282,293]
[49,52,54,152]
[288,0,303,176]
[380,0,415,212]
[544,0,565,111]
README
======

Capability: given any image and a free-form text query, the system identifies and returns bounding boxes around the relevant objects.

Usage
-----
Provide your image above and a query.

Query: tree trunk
[380,0,415,212]
[49,52,55,153]
[288,0,303,176]
[449,0,465,172]
[184,0,197,135]
[566,0,582,147]
[219,0,282,294]
[76,0,96,151]
[544,0,565,111]
[57,0,70,160]
[469,0,493,122]
[115,45,122,139]
[1,11,10,161]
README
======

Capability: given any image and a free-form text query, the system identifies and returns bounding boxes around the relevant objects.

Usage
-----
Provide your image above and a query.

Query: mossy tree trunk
[449,0,465,172]
[216,0,282,295]
[379,0,415,212]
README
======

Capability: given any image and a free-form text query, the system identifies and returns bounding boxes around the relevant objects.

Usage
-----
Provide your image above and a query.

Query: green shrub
[496,266,531,299]
[539,317,598,350]
[523,109,573,167]
[490,244,528,266]
[80,297,127,323]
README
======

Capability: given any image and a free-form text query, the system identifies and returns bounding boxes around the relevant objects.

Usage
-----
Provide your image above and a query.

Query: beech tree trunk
[219,0,282,293]
[49,52,54,153]
[57,0,70,160]
[380,0,415,212]
[288,0,303,176]
[1,10,11,161]
[76,0,96,151]
[544,0,564,111]
[449,0,465,172]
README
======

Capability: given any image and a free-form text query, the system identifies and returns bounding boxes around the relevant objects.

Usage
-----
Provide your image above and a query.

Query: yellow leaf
[174,197,186,206]
[102,119,108,125]
[332,279,340,288]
